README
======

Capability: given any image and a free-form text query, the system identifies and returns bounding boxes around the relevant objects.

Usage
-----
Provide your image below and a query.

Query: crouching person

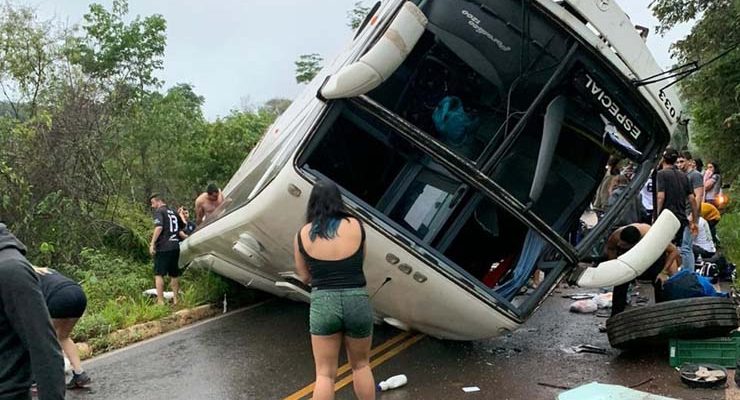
[605,223,681,317]
[33,267,90,389]
[0,224,65,400]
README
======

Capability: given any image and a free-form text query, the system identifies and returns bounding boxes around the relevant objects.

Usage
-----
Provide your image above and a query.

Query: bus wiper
[634,43,738,91]
[528,95,566,205]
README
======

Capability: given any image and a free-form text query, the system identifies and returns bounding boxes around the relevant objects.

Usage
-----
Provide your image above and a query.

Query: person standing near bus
[194,183,224,225]
[655,148,698,270]
[32,267,90,389]
[294,180,375,400]
[149,194,187,305]
[677,151,704,271]
[704,162,722,207]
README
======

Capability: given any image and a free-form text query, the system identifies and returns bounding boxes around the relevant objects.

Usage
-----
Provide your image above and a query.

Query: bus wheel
[606,297,738,349]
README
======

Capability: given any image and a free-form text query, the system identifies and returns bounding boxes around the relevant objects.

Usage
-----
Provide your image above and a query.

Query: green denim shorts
[309,287,373,338]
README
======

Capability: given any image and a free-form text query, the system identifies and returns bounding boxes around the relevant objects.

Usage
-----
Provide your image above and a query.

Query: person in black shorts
[149,194,188,305]
[0,223,65,400]
[33,267,90,389]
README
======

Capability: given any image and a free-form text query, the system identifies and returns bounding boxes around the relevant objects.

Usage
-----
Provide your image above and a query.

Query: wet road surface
[69,285,733,399]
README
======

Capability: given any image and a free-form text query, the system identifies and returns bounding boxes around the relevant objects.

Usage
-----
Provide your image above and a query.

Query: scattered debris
[142,288,175,299]
[538,382,572,390]
[598,324,607,333]
[628,376,654,388]
[569,299,598,313]
[679,363,727,388]
[564,293,598,300]
[377,374,407,391]
[570,344,608,355]
[540,377,656,393]
[558,382,677,399]
[462,386,480,393]
[569,293,612,313]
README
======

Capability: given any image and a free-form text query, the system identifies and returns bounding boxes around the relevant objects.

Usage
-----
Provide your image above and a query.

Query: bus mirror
[576,210,680,288]
[319,2,427,100]
[528,95,567,203]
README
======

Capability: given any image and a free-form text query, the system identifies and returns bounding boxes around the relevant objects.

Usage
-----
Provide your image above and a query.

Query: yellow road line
[283,331,414,400]
[333,333,425,392]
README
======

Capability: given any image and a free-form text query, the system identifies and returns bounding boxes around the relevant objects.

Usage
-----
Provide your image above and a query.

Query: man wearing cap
[656,148,699,271]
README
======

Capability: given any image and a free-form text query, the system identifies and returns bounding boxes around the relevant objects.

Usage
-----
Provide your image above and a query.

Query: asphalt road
[68,285,734,400]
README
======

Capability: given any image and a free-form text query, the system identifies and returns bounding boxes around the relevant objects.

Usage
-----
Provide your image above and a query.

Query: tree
[294,53,323,84]
[293,2,371,84]
[347,1,371,30]
[66,0,166,94]
[260,98,292,116]
[651,0,740,179]
[0,3,63,118]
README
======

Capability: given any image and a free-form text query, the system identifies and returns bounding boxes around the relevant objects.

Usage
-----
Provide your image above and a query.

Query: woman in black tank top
[293,180,375,400]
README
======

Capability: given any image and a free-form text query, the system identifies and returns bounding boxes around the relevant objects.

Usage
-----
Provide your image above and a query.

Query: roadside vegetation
[652,1,740,276]
[0,0,277,348]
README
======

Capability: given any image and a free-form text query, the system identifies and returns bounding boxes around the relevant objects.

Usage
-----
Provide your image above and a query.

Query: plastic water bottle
[222,294,228,314]
[377,374,407,391]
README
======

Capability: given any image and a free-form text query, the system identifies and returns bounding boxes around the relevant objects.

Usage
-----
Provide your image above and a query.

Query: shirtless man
[195,184,224,225]
[605,223,681,316]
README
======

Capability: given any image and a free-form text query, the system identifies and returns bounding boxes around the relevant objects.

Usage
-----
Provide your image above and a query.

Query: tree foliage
[651,0,740,180]
[66,0,166,92]
[293,1,371,84]
[294,53,323,84]
[0,1,274,265]
[347,1,371,30]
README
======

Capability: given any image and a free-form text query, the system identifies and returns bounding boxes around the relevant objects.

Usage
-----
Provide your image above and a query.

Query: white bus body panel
[181,0,682,341]
[184,161,520,340]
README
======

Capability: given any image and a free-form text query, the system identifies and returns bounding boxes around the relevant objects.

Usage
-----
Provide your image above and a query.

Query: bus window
[367,18,569,165]
[303,107,408,208]
[440,198,528,285]
[368,32,506,163]
[300,104,464,244]
[388,166,461,240]
[485,76,644,232]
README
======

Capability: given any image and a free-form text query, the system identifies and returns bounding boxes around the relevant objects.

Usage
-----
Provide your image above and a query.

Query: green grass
[719,211,740,266]
[717,187,740,291]
[65,248,235,343]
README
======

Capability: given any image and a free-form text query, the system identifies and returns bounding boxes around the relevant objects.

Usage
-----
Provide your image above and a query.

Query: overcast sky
[31,0,692,120]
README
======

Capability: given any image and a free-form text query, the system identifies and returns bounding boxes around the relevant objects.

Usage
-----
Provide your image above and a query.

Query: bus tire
[606,297,739,349]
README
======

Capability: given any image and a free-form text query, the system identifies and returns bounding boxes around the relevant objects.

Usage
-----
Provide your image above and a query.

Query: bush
[720,211,740,266]
[69,248,236,342]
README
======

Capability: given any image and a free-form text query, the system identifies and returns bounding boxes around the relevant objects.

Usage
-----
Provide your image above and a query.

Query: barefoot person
[33,267,90,389]
[194,184,224,225]
[294,180,375,400]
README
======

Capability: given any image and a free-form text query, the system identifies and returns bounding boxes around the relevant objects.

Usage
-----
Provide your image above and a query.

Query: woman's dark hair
[695,158,704,172]
[306,180,348,240]
[709,161,720,175]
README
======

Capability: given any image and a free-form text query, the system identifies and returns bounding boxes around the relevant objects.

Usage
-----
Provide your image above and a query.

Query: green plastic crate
[669,333,740,368]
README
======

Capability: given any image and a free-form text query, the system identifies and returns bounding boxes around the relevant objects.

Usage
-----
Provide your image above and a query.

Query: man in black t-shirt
[149,194,188,305]
[656,148,698,252]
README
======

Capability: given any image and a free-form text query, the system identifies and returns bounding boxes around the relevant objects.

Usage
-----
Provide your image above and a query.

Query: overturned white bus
[181,0,688,340]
